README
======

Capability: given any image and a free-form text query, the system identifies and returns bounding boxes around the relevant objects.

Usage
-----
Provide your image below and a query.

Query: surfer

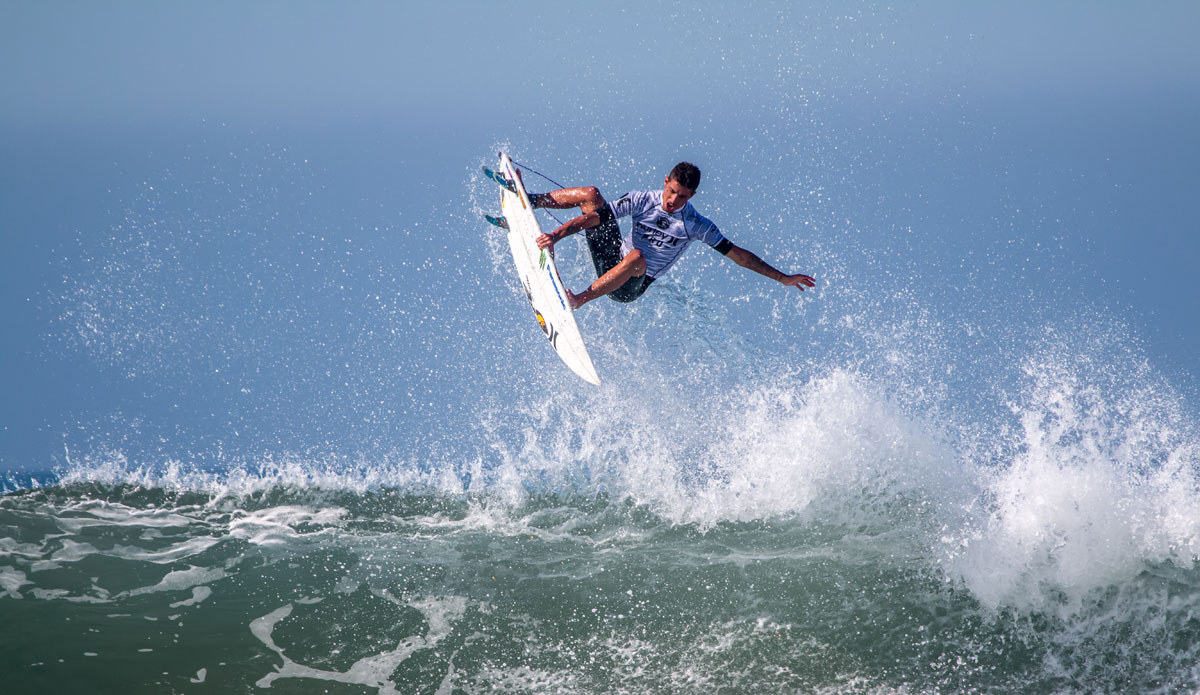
[531,162,816,309]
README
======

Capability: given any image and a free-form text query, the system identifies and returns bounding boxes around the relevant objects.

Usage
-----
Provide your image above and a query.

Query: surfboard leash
[511,159,567,226]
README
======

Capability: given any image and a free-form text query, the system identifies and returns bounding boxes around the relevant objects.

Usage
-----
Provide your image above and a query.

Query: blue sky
[2,1,1198,473]
[4,2,1196,126]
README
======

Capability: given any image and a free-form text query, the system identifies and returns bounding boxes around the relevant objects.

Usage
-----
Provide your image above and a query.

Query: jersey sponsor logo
[636,221,686,250]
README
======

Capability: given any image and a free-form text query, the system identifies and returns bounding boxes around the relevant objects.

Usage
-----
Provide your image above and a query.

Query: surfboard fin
[482,166,518,194]
[484,214,509,230]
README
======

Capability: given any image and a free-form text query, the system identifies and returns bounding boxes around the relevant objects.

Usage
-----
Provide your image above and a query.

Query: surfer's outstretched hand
[536,232,557,250]
[781,273,817,291]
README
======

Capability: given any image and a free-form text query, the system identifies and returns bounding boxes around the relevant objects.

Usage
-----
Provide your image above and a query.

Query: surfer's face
[662,176,696,213]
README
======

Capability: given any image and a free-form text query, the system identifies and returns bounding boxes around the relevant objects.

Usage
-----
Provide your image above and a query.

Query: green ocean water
[4,475,1198,694]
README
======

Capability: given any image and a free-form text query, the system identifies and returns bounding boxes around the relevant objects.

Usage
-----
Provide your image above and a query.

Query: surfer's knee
[579,186,607,213]
[607,256,653,303]
[625,249,646,276]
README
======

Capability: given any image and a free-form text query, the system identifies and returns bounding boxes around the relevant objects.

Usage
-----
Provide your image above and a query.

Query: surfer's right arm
[536,212,600,250]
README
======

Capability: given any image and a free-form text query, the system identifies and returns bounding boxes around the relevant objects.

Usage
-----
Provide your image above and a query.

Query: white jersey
[608,189,730,279]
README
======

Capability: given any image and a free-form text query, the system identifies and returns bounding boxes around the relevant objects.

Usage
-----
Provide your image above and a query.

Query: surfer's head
[663,162,700,213]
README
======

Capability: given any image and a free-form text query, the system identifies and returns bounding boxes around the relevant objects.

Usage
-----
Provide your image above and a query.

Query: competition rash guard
[608,189,734,279]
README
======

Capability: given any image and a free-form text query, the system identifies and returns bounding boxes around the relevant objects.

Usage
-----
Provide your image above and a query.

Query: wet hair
[669,161,701,190]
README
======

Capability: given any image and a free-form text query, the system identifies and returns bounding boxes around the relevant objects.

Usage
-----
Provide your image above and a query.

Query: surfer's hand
[781,273,817,291]
[536,232,556,250]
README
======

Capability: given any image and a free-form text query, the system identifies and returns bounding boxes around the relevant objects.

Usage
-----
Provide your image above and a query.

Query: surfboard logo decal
[534,311,559,348]
[546,266,567,310]
[538,250,547,269]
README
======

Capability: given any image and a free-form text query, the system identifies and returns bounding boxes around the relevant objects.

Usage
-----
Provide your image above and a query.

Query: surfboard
[488,152,600,386]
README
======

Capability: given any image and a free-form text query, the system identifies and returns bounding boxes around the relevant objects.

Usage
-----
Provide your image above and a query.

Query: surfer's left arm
[536,212,600,250]
[724,244,816,291]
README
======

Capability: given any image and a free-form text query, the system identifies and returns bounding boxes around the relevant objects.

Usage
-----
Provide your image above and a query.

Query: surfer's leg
[570,249,646,310]
[530,187,608,214]
[573,204,651,305]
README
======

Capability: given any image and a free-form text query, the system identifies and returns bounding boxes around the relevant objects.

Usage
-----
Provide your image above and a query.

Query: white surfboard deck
[496,152,601,386]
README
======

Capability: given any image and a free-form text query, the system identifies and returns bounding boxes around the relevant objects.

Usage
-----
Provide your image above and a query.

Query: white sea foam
[473,365,968,540]
[944,348,1200,613]
[0,566,32,598]
[119,566,226,599]
[227,505,346,547]
[28,588,112,603]
[107,536,221,564]
[656,369,965,529]
[53,501,198,533]
[49,539,101,563]
[169,585,212,608]
[1,536,57,569]
[251,594,467,693]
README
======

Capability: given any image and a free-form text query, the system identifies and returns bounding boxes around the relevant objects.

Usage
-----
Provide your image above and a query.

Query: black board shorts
[584,205,654,303]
